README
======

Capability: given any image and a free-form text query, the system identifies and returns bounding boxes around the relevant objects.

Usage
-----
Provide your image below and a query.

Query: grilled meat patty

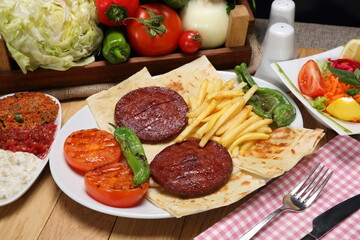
[150,140,233,198]
[114,86,188,142]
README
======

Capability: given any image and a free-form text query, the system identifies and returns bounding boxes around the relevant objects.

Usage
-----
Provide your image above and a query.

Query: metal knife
[300,194,360,240]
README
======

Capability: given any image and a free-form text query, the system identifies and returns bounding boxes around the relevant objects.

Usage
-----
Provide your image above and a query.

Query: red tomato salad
[298,58,360,122]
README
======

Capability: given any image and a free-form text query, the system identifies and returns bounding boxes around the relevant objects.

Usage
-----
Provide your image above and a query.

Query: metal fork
[239,163,333,240]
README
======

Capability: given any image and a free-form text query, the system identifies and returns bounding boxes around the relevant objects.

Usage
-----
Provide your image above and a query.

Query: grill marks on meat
[150,140,233,198]
[114,87,188,142]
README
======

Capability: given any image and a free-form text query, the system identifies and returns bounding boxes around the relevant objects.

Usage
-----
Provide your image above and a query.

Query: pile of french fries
[175,78,273,157]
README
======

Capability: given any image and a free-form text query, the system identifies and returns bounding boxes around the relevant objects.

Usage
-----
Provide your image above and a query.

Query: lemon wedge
[326,97,360,121]
[339,39,360,61]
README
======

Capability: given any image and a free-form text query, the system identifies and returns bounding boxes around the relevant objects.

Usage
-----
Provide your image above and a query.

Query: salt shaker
[255,22,296,91]
[261,0,296,52]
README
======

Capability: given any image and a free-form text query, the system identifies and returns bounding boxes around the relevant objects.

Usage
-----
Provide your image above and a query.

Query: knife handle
[300,234,317,240]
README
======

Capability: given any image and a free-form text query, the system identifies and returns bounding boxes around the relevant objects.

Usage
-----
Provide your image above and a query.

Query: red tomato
[298,60,327,97]
[96,0,139,26]
[85,162,149,207]
[179,30,202,54]
[126,3,182,56]
[64,129,121,174]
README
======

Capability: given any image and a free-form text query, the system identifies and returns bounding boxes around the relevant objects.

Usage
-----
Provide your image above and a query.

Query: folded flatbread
[87,55,222,134]
[86,56,324,218]
[86,55,225,161]
[233,127,324,179]
[146,167,265,218]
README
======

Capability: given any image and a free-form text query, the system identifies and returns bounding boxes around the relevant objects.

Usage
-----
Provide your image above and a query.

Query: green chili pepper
[235,63,296,127]
[110,124,150,186]
[102,28,131,64]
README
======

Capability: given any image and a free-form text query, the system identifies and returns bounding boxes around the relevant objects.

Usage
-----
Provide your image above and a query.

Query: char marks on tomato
[114,86,188,142]
[150,140,233,198]
[63,128,122,174]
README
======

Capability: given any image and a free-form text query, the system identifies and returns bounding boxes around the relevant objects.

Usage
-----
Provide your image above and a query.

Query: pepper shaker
[255,22,296,91]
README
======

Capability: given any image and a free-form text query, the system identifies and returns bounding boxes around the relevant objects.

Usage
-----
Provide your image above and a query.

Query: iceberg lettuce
[0,0,103,73]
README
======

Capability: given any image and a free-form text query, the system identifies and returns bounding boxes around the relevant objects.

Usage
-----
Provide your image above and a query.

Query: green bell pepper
[235,63,296,127]
[102,28,131,64]
[110,124,150,186]
[162,0,188,9]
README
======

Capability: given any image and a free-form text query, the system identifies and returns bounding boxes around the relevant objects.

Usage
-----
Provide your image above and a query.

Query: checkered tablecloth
[195,135,360,240]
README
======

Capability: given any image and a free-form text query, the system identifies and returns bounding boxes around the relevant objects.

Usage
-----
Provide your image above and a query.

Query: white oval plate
[0,93,61,206]
[49,72,303,219]
[271,46,360,135]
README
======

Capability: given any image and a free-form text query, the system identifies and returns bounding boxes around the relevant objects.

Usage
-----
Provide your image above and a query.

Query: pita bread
[146,167,265,218]
[85,56,324,218]
[86,56,226,163]
[86,56,223,134]
[233,127,324,179]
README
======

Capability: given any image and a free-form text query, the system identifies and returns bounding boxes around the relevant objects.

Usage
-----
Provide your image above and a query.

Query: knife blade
[300,194,360,240]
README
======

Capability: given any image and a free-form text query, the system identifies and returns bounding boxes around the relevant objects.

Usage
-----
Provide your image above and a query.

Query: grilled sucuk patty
[150,140,233,198]
[114,86,188,142]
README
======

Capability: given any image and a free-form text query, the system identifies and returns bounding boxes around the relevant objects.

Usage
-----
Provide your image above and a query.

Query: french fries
[176,77,273,158]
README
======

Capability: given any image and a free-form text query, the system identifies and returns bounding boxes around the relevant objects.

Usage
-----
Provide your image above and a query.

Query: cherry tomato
[298,60,327,97]
[179,30,202,54]
[84,162,149,207]
[96,0,139,26]
[64,129,121,174]
[126,3,182,56]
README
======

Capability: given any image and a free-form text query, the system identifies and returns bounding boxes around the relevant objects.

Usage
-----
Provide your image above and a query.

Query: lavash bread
[86,56,324,218]
[87,56,222,134]
[147,167,265,218]
[233,127,324,179]
[86,67,153,134]
[86,56,224,162]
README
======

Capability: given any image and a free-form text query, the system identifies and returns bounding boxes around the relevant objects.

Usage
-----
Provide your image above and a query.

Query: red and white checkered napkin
[195,135,360,240]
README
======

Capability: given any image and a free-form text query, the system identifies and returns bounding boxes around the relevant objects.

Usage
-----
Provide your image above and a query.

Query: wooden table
[1,48,359,240]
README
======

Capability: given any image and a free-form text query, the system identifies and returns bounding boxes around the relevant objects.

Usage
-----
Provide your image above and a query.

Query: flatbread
[146,167,265,218]
[86,56,224,162]
[85,56,324,218]
[86,67,153,133]
[233,127,324,179]
[87,56,223,133]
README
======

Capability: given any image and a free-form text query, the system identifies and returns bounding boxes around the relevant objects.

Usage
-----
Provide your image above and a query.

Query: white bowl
[271,46,360,135]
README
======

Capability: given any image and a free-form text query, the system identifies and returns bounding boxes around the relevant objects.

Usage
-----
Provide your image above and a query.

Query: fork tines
[291,163,333,204]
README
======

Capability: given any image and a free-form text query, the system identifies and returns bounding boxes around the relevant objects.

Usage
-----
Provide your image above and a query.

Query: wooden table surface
[1,48,359,240]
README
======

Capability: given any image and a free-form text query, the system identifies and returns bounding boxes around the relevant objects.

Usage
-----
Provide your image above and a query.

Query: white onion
[180,0,229,49]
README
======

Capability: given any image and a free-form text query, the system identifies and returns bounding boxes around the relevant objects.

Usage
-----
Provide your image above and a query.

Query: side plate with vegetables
[271,46,360,135]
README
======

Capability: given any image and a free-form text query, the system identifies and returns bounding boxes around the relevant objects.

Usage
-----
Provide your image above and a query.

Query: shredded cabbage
[0,0,103,73]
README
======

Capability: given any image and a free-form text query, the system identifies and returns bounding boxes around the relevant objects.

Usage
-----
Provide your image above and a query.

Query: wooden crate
[0,0,254,95]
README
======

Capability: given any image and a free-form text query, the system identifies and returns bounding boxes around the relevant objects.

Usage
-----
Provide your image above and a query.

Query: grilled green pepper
[102,28,131,64]
[110,124,150,186]
[235,63,296,127]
